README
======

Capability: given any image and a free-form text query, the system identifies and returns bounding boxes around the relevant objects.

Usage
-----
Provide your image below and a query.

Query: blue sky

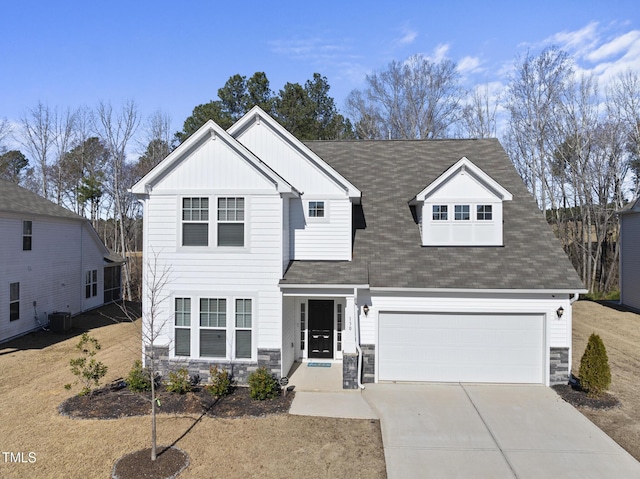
[1,0,639,142]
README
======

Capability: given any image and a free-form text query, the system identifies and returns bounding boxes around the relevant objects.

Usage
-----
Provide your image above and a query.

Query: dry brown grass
[0,303,386,479]
[571,300,640,461]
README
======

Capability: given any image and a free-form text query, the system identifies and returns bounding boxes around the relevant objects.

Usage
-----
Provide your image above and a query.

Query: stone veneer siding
[549,347,570,385]
[342,344,376,389]
[145,346,282,385]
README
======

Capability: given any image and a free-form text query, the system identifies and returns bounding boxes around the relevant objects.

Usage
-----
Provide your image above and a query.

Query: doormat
[307,362,331,368]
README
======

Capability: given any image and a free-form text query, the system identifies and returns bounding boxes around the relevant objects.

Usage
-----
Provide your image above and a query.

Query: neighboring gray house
[0,179,122,342]
[619,196,640,311]
[131,107,585,389]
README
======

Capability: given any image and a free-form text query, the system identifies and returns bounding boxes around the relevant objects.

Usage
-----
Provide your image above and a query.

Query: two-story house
[131,107,585,388]
[1,178,123,342]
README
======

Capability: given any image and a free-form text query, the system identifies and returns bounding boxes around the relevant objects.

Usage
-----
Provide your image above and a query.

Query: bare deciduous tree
[346,54,463,139]
[95,100,140,301]
[19,102,56,198]
[458,84,498,138]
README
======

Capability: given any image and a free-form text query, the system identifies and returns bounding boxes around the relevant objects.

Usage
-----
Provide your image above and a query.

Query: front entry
[308,300,334,359]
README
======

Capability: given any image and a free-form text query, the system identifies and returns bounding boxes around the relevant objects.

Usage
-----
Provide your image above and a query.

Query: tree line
[1,50,638,296]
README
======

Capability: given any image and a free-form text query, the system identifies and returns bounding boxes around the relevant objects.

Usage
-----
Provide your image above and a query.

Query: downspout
[355,288,365,390]
[570,293,579,304]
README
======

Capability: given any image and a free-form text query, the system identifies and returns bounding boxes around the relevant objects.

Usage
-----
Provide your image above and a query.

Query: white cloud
[268,36,350,61]
[458,56,482,74]
[396,26,418,46]
[586,30,640,62]
[431,43,450,63]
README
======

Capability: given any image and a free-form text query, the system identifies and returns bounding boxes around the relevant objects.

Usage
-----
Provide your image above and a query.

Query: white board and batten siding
[366,292,574,385]
[141,136,287,360]
[620,212,640,311]
[1,215,106,341]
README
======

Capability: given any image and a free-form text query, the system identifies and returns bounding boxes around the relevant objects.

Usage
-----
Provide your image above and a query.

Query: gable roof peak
[412,156,513,203]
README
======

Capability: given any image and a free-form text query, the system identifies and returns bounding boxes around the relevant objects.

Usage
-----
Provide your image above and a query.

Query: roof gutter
[369,287,588,294]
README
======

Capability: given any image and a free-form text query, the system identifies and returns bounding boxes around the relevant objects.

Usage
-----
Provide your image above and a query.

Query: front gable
[411,157,512,246]
[130,120,295,196]
[228,107,361,200]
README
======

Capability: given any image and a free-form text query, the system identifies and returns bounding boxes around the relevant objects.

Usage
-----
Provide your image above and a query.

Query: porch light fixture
[556,306,564,319]
[363,304,369,316]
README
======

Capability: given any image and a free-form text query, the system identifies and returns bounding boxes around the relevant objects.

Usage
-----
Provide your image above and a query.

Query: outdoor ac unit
[49,312,72,332]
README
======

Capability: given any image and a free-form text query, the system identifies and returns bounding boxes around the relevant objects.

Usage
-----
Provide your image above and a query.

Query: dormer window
[454,205,470,221]
[477,205,492,220]
[309,201,325,218]
[410,157,512,246]
[432,205,448,220]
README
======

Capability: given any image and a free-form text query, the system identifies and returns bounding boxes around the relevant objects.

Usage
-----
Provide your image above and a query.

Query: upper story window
[454,205,470,221]
[477,205,493,220]
[308,201,325,218]
[218,197,244,247]
[182,197,209,246]
[85,270,98,298]
[23,221,32,251]
[432,205,448,221]
[10,282,19,321]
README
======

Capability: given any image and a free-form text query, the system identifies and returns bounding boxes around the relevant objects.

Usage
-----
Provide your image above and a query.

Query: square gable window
[308,201,325,218]
[454,205,470,221]
[477,205,493,220]
[432,205,448,220]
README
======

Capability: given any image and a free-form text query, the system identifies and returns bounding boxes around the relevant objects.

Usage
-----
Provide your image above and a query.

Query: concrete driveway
[362,383,640,479]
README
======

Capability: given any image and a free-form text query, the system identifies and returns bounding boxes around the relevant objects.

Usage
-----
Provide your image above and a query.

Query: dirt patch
[0,303,387,479]
[112,446,189,479]
[60,382,294,420]
[552,383,620,410]
[567,300,640,461]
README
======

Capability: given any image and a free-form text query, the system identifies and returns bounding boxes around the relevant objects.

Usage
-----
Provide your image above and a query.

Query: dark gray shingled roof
[0,178,85,221]
[281,138,584,290]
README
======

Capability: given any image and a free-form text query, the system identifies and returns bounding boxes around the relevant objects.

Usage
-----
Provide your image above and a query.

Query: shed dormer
[410,157,513,246]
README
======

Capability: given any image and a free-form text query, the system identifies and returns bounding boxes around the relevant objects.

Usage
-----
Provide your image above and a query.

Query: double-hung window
[10,282,19,321]
[235,299,252,359]
[175,298,191,356]
[200,298,226,357]
[454,205,470,221]
[432,205,448,220]
[217,198,244,247]
[182,198,209,246]
[477,205,493,220]
[85,270,98,298]
[23,221,32,251]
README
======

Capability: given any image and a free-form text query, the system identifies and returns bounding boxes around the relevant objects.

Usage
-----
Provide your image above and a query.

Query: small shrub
[126,360,152,393]
[579,333,612,397]
[165,368,192,394]
[68,333,108,396]
[205,366,233,397]
[248,367,279,400]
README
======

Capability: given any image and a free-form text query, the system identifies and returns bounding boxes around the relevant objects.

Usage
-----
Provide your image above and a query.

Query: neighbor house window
[235,299,252,359]
[308,201,325,218]
[85,269,98,298]
[200,298,226,357]
[432,205,448,221]
[23,221,32,251]
[336,303,343,352]
[217,197,244,247]
[454,205,470,220]
[477,205,493,220]
[10,282,19,321]
[182,197,209,246]
[175,298,191,357]
[300,303,306,351]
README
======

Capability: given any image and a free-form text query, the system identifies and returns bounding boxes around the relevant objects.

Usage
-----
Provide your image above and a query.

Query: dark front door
[308,300,334,359]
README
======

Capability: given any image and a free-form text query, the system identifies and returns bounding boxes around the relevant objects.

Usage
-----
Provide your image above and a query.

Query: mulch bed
[112,446,189,479]
[552,384,620,410]
[59,381,295,420]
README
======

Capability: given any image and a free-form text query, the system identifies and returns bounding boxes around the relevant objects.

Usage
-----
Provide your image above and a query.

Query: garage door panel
[378,313,544,383]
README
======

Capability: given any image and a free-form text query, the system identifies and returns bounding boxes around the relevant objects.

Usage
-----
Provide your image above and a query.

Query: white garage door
[378,312,544,383]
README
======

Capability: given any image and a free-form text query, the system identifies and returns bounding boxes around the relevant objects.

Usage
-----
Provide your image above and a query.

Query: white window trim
[85,269,98,299]
[216,196,247,248]
[180,196,210,247]
[305,199,330,222]
[22,220,32,251]
[428,202,497,224]
[174,297,192,357]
